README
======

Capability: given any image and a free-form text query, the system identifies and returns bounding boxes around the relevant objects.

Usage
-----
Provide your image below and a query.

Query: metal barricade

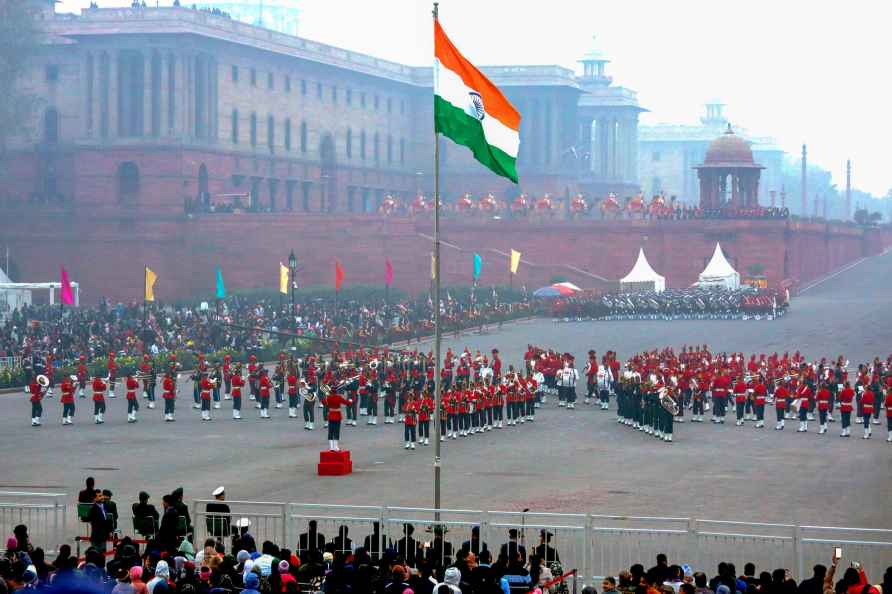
[800,526,892,582]
[692,519,797,579]
[382,506,484,568]
[0,491,67,554]
[288,503,385,561]
[192,499,287,549]
[488,511,587,577]
[588,515,689,580]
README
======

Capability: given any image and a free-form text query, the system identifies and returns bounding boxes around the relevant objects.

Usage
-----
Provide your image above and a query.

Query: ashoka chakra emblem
[468,91,485,121]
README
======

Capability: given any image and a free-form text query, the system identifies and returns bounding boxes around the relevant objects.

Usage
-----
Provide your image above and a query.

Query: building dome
[704,124,754,165]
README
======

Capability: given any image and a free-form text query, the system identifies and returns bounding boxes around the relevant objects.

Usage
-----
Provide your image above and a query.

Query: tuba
[658,387,680,416]
[36,374,50,388]
[369,358,379,371]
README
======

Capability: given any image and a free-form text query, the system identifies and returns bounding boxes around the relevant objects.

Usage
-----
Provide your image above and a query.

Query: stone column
[615,119,626,182]
[606,117,616,180]
[114,50,125,137]
[141,50,151,138]
[157,50,166,137]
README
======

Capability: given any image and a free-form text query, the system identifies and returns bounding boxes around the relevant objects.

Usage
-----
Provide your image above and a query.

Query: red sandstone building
[2,2,889,302]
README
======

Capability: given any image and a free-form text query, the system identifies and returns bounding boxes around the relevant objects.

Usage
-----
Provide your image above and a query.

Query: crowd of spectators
[3,510,890,594]
[0,292,532,376]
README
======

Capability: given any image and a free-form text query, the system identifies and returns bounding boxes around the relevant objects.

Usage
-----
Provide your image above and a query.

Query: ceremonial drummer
[162,370,177,422]
[60,374,76,425]
[230,363,244,420]
[92,373,108,424]
[125,371,140,423]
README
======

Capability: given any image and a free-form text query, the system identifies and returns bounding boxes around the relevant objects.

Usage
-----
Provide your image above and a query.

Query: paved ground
[2,250,891,535]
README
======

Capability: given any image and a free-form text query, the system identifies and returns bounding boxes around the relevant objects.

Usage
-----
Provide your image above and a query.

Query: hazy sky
[57,0,891,197]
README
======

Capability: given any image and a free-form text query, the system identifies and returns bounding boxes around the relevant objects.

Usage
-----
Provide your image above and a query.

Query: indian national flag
[434,20,520,183]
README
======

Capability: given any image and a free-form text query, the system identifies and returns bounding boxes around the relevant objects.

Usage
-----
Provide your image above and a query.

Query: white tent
[698,243,740,289]
[620,248,666,293]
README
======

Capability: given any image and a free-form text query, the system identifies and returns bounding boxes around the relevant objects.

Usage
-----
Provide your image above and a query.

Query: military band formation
[23,345,892,445]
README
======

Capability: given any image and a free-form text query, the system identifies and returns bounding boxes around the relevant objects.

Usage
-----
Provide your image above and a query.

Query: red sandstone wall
[2,207,888,303]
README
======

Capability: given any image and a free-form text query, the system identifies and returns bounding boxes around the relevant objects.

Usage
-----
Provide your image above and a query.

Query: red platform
[318,450,352,476]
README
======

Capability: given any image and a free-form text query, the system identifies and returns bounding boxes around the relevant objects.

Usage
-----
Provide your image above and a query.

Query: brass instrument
[36,374,50,388]
[369,358,379,371]
[658,387,680,416]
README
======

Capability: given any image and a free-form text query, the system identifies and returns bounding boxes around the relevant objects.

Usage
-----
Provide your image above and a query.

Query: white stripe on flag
[434,58,520,158]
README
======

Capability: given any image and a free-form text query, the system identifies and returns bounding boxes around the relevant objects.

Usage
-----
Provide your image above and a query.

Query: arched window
[267,115,275,151]
[374,132,380,162]
[284,118,291,151]
[231,109,238,144]
[360,130,366,160]
[346,128,352,158]
[250,112,257,147]
[300,121,307,153]
[44,108,59,144]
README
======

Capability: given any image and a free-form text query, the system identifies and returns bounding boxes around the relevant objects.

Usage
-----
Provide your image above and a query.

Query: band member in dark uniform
[140,354,156,409]
[302,378,317,429]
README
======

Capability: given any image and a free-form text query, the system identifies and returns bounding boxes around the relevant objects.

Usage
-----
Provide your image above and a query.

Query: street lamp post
[288,250,297,322]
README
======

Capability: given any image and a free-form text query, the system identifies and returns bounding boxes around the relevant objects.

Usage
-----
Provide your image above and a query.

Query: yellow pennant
[144,267,157,302]
[510,249,521,274]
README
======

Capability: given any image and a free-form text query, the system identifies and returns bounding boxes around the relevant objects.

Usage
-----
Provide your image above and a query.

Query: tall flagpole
[432,0,443,520]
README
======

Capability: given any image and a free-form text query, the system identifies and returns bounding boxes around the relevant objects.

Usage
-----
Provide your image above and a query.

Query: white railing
[0,491,67,554]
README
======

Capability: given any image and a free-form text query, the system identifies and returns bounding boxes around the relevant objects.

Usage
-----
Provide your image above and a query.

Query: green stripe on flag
[434,95,518,183]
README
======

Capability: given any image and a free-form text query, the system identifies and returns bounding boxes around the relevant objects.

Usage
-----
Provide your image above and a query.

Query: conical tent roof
[698,243,740,289]
[620,248,666,292]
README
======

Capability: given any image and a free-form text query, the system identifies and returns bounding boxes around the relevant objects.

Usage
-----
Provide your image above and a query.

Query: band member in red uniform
[125,372,140,423]
[60,375,76,425]
[92,375,108,424]
[230,363,244,420]
[287,366,299,419]
[795,377,812,432]
[816,382,832,434]
[584,351,598,405]
[162,371,176,422]
[199,372,213,421]
[884,388,892,442]
[753,376,767,428]
[711,371,730,423]
[28,377,45,426]
[491,349,502,382]
[860,386,875,439]
[733,375,748,426]
[418,391,433,446]
[774,379,789,430]
[837,381,855,437]
[107,352,117,398]
[403,392,418,450]
[321,386,352,451]
[258,368,272,419]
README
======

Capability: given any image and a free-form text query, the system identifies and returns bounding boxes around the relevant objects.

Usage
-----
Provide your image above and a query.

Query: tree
[0,1,39,157]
